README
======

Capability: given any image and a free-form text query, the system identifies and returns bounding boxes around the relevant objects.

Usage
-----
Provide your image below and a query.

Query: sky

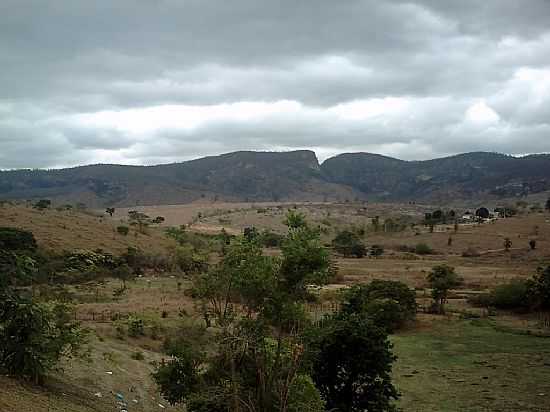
[1,0,550,169]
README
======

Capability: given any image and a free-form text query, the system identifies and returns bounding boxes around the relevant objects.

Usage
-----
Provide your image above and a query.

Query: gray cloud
[1,0,550,169]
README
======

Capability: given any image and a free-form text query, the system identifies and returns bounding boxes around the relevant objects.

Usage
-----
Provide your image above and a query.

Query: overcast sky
[1,0,550,169]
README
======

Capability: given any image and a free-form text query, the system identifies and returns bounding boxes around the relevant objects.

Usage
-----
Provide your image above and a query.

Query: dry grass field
[0,204,177,254]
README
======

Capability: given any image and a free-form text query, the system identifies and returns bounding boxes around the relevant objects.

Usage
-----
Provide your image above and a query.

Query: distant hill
[1,150,550,206]
[321,152,550,202]
[0,151,361,207]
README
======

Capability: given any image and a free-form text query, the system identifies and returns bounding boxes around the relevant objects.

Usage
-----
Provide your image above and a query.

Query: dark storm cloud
[1,0,550,168]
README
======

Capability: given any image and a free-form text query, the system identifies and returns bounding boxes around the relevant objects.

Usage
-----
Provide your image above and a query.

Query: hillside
[0,205,176,255]
[321,152,550,202]
[0,151,360,207]
[1,151,550,206]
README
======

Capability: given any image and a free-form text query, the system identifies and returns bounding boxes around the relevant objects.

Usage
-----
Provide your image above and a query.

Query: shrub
[332,230,367,258]
[116,225,130,236]
[491,280,530,310]
[0,297,85,384]
[288,374,325,412]
[0,227,37,251]
[33,199,51,210]
[414,243,433,255]
[127,316,145,337]
[370,244,384,257]
[340,280,416,332]
[467,293,494,308]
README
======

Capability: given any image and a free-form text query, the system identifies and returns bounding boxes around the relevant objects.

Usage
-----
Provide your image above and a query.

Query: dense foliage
[0,228,86,384]
[154,212,399,411]
[340,280,417,332]
[332,230,367,258]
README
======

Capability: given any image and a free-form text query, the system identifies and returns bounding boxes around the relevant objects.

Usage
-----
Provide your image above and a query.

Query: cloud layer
[1,0,550,168]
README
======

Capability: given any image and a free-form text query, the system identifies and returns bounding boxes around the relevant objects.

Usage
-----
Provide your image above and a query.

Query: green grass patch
[392,318,550,412]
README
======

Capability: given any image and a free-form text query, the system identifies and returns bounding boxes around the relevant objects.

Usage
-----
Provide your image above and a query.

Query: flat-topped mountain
[1,150,549,206]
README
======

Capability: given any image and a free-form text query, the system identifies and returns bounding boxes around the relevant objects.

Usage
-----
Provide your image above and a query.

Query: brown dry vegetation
[0,204,177,254]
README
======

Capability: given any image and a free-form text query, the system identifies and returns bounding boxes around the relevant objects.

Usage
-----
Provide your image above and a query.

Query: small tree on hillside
[332,230,367,258]
[105,207,115,217]
[152,216,165,224]
[476,207,490,220]
[128,210,150,234]
[427,265,462,314]
[33,199,51,211]
[546,197,550,212]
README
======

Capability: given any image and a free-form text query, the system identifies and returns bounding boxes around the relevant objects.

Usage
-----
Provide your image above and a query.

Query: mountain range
[1,150,550,207]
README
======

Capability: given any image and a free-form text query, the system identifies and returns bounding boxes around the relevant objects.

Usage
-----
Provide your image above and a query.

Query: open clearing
[393,318,550,412]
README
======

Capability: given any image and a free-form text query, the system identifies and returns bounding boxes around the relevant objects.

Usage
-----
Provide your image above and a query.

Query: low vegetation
[1,200,550,412]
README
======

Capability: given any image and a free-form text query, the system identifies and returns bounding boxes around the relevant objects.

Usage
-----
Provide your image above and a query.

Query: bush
[467,293,494,308]
[127,316,145,337]
[116,226,130,236]
[370,244,384,257]
[0,296,85,384]
[340,280,416,332]
[332,230,367,258]
[414,243,434,255]
[33,199,51,210]
[491,280,530,310]
[0,227,37,251]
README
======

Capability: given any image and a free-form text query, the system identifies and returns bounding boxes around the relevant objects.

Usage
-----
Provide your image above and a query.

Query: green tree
[340,280,416,332]
[157,212,333,412]
[308,314,398,412]
[427,265,462,314]
[1,245,85,385]
[283,210,307,229]
[33,199,51,211]
[0,227,38,251]
[114,263,132,289]
[128,210,150,233]
[332,230,367,258]
[0,296,85,384]
[153,341,203,405]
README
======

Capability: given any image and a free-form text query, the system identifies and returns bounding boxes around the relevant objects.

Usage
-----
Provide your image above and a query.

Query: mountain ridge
[1,150,550,206]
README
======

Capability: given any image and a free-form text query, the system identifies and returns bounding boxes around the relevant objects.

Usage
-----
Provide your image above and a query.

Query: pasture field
[393,318,550,412]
